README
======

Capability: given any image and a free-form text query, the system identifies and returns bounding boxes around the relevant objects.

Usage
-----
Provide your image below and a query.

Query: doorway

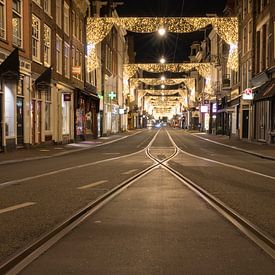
[16,97,24,147]
[31,100,42,144]
[0,94,2,150]
[242,110,249,138]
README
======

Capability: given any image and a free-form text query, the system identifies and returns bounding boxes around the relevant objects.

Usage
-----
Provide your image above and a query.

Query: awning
[34,66,52,88]
[254,80,275,101]
[0,48,19,80]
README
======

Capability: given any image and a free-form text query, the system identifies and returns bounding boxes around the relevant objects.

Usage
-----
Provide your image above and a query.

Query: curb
[0,130,145,166]
[188,133,275,161]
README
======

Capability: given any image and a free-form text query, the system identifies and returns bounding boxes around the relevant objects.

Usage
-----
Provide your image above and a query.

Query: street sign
[242,88,254,100]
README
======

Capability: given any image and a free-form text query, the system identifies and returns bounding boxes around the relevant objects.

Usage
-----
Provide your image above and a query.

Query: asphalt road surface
[0,128,274,273]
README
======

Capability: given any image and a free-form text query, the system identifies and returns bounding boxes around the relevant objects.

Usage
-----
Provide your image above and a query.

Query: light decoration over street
[124,63,211,79]
[130,78,185,86]
[87,17,238,71]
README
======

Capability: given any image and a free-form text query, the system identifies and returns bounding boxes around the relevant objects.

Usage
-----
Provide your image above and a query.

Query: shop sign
[242,88,254,100]
[212,103,217,113]
[72,66,81,75]
[200,105,208,113]
[63,93,71,101]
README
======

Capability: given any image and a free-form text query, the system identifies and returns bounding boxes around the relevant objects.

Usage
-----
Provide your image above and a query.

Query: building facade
[0,0,32,151]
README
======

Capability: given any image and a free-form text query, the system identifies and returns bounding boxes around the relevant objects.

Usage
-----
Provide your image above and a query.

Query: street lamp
[160,75,165,81]
[159,57,166,64]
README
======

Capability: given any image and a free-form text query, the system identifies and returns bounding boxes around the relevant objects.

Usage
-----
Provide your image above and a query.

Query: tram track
[1,129,274,274]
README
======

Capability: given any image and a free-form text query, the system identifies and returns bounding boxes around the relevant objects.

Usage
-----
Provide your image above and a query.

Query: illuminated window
[0,0,6,39]
[12,0,22,47]
[45,89,51,131]
[44,24,51,65]
[32,15,41,61]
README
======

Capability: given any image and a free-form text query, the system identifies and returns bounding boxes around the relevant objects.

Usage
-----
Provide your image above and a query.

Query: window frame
[64,42,70,78]
[56,34,62,74]
[64,2,69,35]
[44,24,51,66]
[32,14,41,62]
[12,0,23,48]
[44,0,51,16]
[0,0,6,40]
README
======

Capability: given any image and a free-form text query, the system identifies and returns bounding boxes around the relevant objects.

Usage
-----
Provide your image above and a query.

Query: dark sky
[115,0,227,64]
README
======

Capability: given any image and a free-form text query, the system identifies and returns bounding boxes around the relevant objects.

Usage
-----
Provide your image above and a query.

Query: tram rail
[1,129,274,274]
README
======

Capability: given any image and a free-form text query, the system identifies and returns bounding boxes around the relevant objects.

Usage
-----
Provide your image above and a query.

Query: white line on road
[122,169,138,175]
[102,153,120,155]
[78,180,108,190]
[0,202,36,215]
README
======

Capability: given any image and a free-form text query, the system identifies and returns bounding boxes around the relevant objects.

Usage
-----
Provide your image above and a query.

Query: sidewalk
[0,130,143,165]
[188,131,275,160]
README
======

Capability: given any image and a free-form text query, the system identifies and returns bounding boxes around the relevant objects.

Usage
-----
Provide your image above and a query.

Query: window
[56,35,62,74]
[12,0,22,47]
[79,19,83,42]
[0,0,6,39]
[33,0,41,6]
[44,0,51,15]
[72,11,75,37]
[64,42,70,78]
[45,89,51,131]
[32,15,41,61]
[64,2,69,35]
[44,24,51,65]
[248,20,252,51]
[243,26,247,54]
[62,93,70,135]
[56,0,62,27]
[75,14,79,39]
[262,24,267,70]
[4,83,15,137]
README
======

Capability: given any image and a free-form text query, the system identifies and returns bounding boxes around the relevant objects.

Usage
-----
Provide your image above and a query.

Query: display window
[62,93,70,135]
[4,84,15,137]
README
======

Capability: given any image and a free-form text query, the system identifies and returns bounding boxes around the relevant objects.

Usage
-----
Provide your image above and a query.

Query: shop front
[75,88,99,140]
[253,80,275,143]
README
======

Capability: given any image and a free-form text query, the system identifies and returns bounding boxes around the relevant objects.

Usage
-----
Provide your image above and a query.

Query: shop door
[16,98,24,146]
[37,101,42,143]
[242,110,249,138]
[0,94,2,150]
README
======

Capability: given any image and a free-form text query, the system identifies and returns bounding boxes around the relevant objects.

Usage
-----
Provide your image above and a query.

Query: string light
[87,17,238,72]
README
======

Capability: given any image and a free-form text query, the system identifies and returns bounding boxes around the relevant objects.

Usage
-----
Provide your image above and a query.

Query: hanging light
[160,75,166,81]
[161,84,165,89]
[158,27,166,36]
[159,57,166,64]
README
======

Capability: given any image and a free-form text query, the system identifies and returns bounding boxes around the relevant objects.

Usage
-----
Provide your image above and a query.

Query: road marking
[102,153,120,155]
[0,202,36,215]
[77,180,108,190]
[122,169,138,175]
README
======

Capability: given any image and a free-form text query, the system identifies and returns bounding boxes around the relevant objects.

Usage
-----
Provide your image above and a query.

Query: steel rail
[0,129,172,274]
[157,129,275,260]
[2,128,274,274]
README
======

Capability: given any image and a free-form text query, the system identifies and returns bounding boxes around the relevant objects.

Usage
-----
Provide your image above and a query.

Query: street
[0,128,274,273]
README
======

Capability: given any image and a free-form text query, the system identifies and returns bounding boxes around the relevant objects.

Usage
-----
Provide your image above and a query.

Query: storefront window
[4,84,15,137]
[76,98,85,136]
[45,89,51,131]
[85,111,92,135]
[62,93,70,135]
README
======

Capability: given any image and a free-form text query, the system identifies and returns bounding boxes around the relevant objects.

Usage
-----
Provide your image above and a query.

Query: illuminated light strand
[87,17,238,72]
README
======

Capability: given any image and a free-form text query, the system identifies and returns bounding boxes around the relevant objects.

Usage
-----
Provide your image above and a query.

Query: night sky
[115,0,227,64]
